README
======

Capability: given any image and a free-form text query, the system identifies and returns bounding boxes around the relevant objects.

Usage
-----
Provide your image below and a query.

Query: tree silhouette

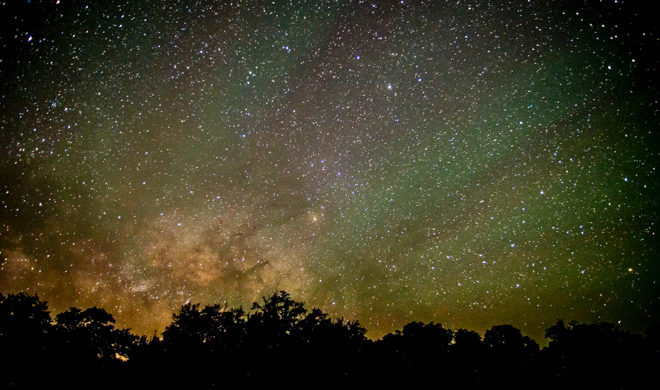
[453,328,482,351]
[155,303,247,387]
[543,320,649,388]
[55,306,136,361]
[51,306,137,389]
[484,324,539,355]
[647,322,660,384]
[0,293,53,388]
[375,321,454,385]
[482,324,539,386]
[0,292,51,335]
[0,290,655,388]
[294,307,367,381]
[242,291,308,382]
[451,329,486,384]
[163,303,246,350]
[247,290,307,337]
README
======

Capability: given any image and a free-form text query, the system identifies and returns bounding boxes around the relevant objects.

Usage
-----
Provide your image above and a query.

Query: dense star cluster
[0,0,657,340]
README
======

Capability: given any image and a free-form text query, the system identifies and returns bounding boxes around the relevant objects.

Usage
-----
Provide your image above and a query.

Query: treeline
[1,291,658,389]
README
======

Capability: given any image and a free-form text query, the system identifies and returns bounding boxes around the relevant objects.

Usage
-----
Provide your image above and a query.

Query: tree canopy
[0,291,657,389]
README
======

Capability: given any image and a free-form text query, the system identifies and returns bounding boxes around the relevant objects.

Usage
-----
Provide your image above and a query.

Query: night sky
[1,0,658,341]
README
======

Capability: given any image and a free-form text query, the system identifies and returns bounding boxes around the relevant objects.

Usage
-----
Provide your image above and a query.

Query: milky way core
[1,0,658,340]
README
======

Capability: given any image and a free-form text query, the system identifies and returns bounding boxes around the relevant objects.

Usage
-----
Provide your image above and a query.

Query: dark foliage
[0,291,656,389]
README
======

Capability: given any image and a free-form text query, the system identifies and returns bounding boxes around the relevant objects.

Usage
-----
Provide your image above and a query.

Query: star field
[1,0,658,340]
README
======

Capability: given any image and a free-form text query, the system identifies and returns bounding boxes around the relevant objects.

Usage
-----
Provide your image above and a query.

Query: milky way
[1,0,658,340]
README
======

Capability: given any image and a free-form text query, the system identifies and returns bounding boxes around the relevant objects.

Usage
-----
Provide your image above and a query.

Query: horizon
[2,289,652,347]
